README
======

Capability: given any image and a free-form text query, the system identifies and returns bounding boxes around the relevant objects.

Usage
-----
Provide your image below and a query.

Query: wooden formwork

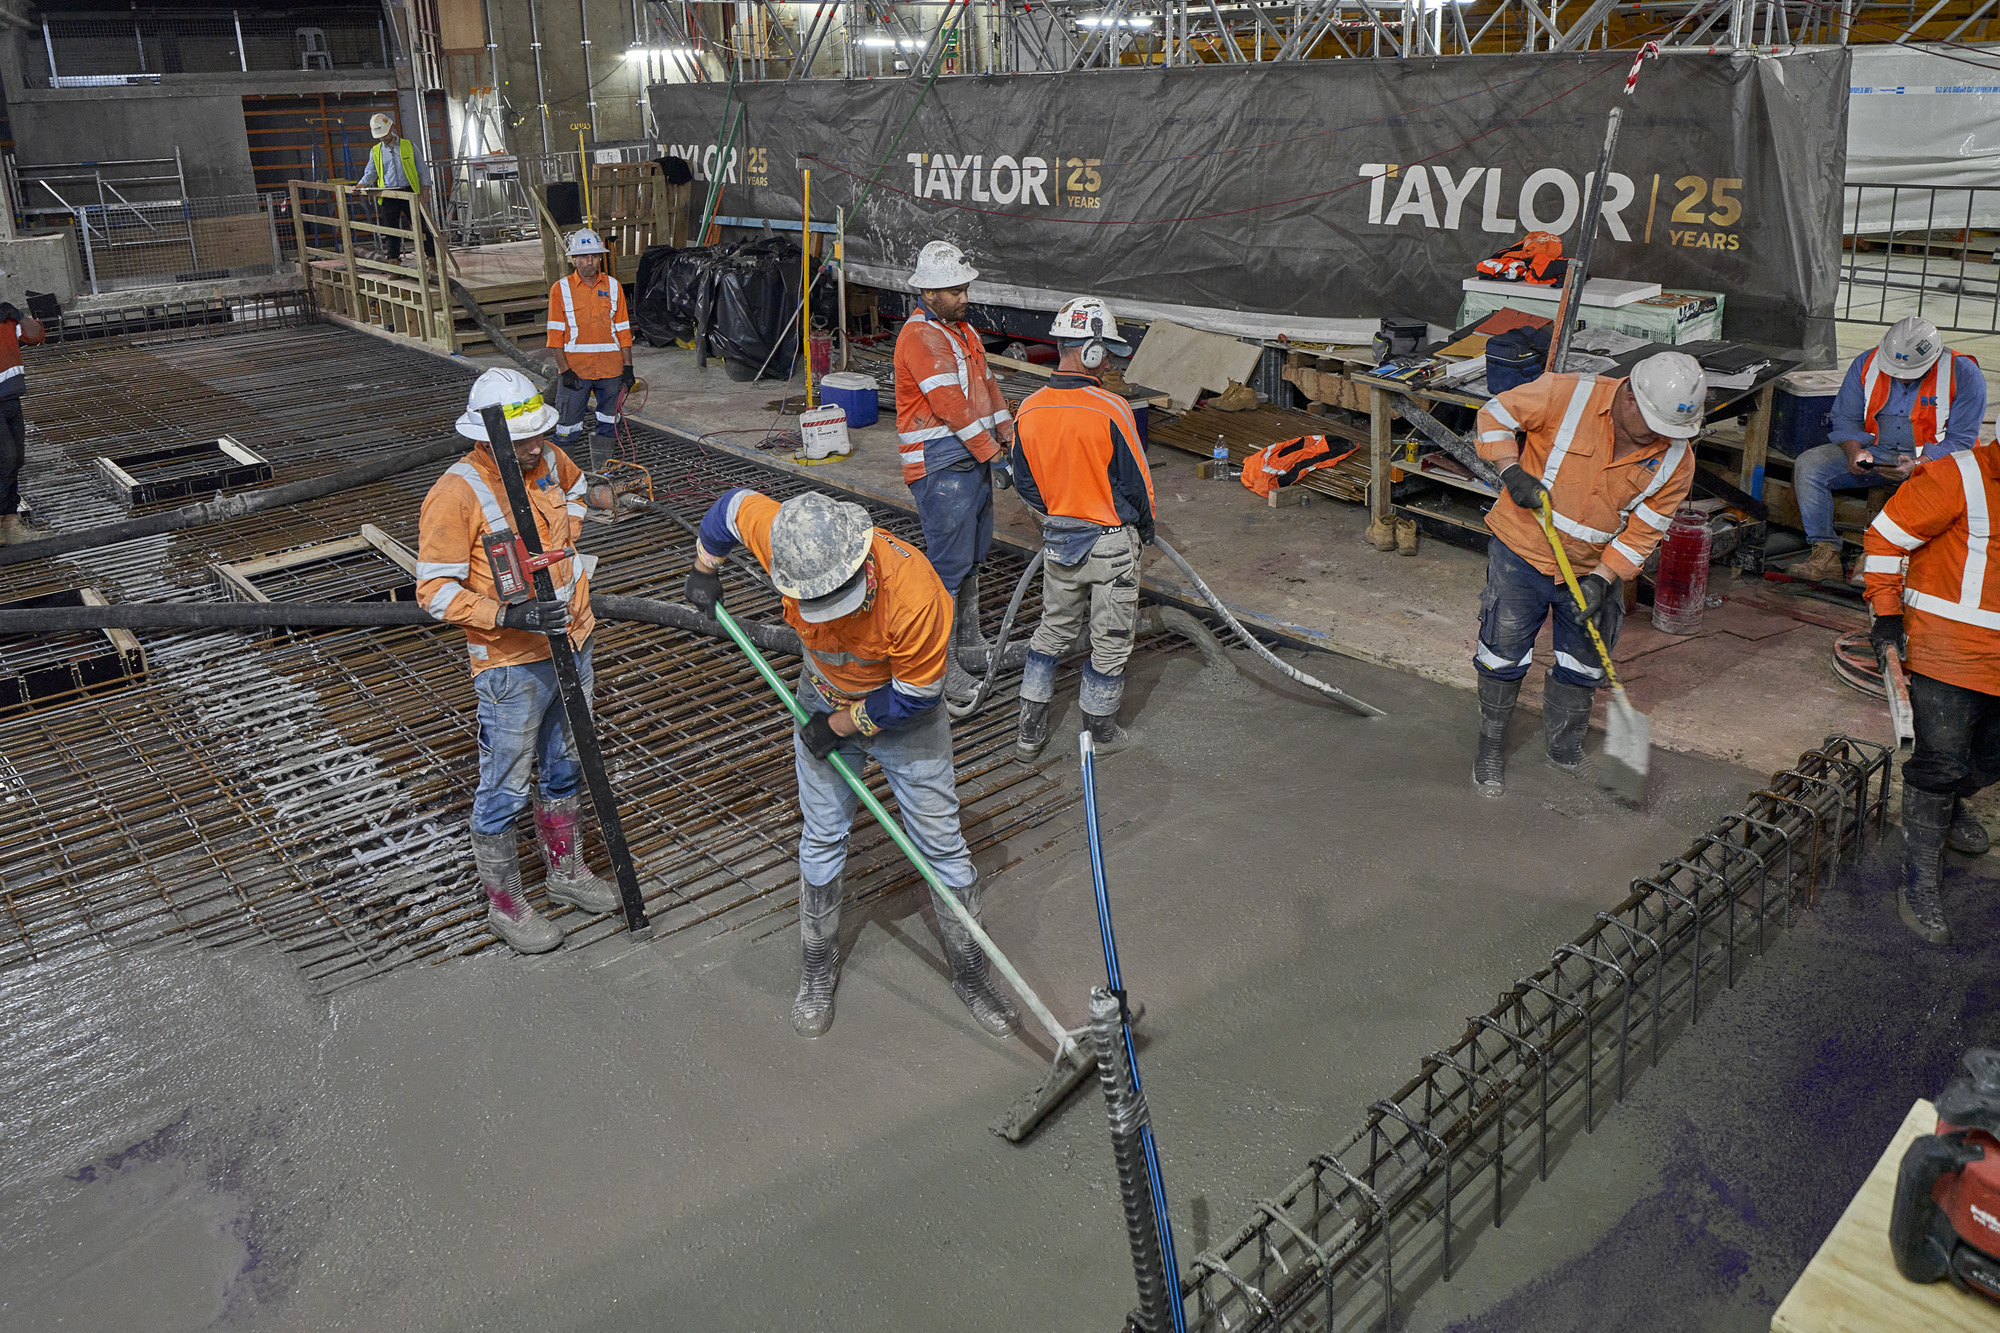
[289,179,455,351]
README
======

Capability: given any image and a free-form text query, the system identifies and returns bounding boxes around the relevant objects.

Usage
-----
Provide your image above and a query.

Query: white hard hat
[769,492,875,622]
[566,227,609,257]
[369,113,393,139]
[1879,316,1943,378]
[1048,296,1133,356]
[908,240,978,291]
[1627,352,1707,440]
[456,367,560,442]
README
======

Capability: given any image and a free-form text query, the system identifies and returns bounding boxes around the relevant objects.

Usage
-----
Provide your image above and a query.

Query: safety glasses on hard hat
[502,393,545,419]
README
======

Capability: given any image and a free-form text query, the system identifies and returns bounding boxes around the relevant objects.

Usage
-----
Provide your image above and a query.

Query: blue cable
[1081,733,1187,1333]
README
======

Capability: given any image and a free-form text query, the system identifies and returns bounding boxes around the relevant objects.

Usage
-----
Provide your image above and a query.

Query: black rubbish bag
[630,236,831,379]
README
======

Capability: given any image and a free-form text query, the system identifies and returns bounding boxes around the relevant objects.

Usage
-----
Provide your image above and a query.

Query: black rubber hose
[0,437,470,570]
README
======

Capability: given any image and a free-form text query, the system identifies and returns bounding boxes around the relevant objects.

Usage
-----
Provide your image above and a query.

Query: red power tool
[481,527,572,605]
[1890,1048,2000,1301]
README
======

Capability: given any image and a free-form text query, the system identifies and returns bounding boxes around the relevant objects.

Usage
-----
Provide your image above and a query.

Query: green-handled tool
[708,603,1100,1138]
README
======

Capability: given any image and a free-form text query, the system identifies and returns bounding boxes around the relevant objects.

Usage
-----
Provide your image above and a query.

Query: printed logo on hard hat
[1898,338,1936,369]
[1676,400,1696,414]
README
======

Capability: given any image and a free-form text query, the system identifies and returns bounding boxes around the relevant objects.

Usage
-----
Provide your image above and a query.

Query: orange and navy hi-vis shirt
[1011,371,1157,542]
[892,306,1013,484]
[416,444,596,675]
[1475,372,1696,583]
[545,270,632,381]
[1863,442,2000,696]
[0,313,45,398]
[698,489,949,735]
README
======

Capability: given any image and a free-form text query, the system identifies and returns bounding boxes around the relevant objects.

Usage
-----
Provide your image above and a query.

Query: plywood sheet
[1124,319,1264,412]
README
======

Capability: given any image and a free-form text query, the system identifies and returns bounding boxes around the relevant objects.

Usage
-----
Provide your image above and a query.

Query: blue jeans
[792,672,972,891]
[908,462,993,599]
[555,376,623,466]
[1792,442,1903,544]
[1474,538,1624,690]
[470,641,594,835]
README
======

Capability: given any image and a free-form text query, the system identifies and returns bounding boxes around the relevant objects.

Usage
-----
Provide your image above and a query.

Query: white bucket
[800,404,851,460]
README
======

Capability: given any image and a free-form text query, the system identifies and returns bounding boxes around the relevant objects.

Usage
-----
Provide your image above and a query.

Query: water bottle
[1211,434,1230,482]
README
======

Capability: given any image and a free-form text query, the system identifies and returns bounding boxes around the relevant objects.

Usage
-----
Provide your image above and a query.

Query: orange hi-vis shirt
[1863,443,2000,696]
[1476,372,1696,583]
[545,270,632,381]
[892,307,1013,484]
[707,490,948,734]
[1012,372,1157,535]
[416,444,596,675]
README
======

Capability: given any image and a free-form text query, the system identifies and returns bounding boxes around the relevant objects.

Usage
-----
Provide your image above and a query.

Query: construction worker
[1863,441,2000,944]
[546,227,633,469]
[682,487,1019,1041]
[893,240,1015,705]
[355,111,433,264]
[1792,316,1984,584]
[0,300,47,545]
[1009,296,1156,760]
[416,367,620,954]
[1471,351,1706,797]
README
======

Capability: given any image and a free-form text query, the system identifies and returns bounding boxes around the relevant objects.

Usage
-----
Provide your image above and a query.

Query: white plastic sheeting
[1847,43,2000,233]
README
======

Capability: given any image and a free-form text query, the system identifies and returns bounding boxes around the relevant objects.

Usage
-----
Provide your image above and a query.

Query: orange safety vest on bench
[1238,435,1355,498]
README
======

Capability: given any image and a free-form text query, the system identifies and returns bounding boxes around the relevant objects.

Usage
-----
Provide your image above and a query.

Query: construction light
[625,44,695,60]
[856,34,922,47]
[1078,15,1155,26]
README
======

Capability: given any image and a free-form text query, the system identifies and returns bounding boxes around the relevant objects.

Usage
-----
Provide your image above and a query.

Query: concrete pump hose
[1150,537,1384,718]
[451,278,556,381]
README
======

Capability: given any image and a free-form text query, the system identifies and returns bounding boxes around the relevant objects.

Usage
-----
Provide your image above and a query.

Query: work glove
[619,366,636,391]
[1579,571,1620,632]
[1500,464,1549,512]
[1137,521,1157,547]
[990,452,1013,491]
[0,303,22,324]
[684,566,724,618]
[800,711,842,761]
[560,368,585,392]
[1871,612,1908,662]
[502,598,569,634]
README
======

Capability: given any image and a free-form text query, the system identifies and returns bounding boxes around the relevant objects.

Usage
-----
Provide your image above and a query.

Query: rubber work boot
[470,828,562,954]
[1792,542,1846,584]
[936,880,1019,1038]
[941,582,982,706]
[1080,665,1130,755]
[1542,678,1597,779]
[1015,698,1051,764]
[1473,675,1520,799]
[1901,787,1954,945]
[1948,798,1991,856]
[792,875,843,1037]
[534,793,620,914]
[0,514,25,545]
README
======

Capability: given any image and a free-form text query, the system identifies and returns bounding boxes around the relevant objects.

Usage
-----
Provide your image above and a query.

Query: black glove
[501,598,569,634]
[559,368,585,392]
[0,303,23,324]
[1579,571,1620,630]
[991,453,1013,491]
[800,711,842,761]
[1137,521,1156,547]
[619,365,636,391]
[1500,464,1549,512]
[684,566,723,618]
[1872,612,1907,661]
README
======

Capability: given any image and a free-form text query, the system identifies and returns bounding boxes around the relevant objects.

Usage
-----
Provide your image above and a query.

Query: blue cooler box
[1771,369,1843,458]
[819,372,880,429]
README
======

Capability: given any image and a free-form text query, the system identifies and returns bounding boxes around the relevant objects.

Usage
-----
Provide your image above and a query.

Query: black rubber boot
[1015,699,1051,763]
[792,875,843,1036]
[1081,665,1129,755]
[1542,678,1597,779]
[1084,710,1129,755]
[1473,676,1520,799]
[936,880,1019,1038]
[1948,798,1991,856]
[1902,788,1954,945]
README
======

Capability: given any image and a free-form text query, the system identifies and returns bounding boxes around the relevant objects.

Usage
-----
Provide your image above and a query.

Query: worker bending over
[1009,297,1156,759]
[546,227,634,469]
[1864,442,2000,944]
[0,300,46,544]
[683,488,1018,1040]
[416,368,621,954]
[1792,316,1983,584]
[1471,352,1705,796]
[356,112,433,264]
[893,240,1015,705]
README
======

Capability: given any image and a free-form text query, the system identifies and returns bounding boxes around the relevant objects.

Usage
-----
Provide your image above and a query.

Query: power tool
[1890,1047,2000,1302]
[481,527,572,605]
[582,459,652,524]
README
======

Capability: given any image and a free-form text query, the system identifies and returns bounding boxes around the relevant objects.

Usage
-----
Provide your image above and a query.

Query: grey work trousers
[1028,524,1142,678]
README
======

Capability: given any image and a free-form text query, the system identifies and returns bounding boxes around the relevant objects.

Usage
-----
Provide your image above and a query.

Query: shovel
[1536,503,1650,802]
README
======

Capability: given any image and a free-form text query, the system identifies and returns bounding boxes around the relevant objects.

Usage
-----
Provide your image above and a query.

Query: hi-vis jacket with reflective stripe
[416,444,595,675]
[1475,372,1696,583]
[1855,346,1977,454]
[545,271,632,382]
[1863,443,2000,696]
[891,307,1013,484]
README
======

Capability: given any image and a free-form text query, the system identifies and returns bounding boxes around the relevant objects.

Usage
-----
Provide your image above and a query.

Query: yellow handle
[1535,501,1625,694]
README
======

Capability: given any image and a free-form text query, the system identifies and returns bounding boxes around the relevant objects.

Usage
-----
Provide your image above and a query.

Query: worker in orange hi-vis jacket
[546,226,633,469]
[415,367,620,957]
[1863,441,2000,945]
[1469,351,1705,799]
[892,240,1015,706]
[681,487,1018,1043]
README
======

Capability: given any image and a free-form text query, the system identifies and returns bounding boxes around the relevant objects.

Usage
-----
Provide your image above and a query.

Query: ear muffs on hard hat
[1049,297,1132,362]
[768,492,875,621]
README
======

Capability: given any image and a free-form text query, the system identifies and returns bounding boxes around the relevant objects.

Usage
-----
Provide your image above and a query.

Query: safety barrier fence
[1839,181,2000,335]
[58,192,290,296]
[1163,734,1891,1332]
